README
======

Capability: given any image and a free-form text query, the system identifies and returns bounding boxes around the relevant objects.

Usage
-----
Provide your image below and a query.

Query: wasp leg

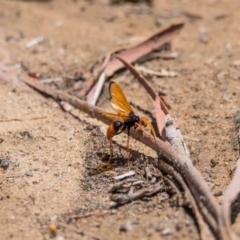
[126,126,131,168]
[139,116,156,139]
[106,121,124,163]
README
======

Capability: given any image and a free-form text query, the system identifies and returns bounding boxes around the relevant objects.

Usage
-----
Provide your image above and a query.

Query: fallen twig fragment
[113,170,136,180]
[135,65,179,77]
[108,180,144,193]
[111,181,163,205]
[144,166,152,180]
[108,182,125,193]
[25,36,44,48]
[111,189,149,205]
[39,77,62,84]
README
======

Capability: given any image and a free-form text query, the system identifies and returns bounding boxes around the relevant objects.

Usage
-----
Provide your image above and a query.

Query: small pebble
[119,220,132,232]
[25,171,33,177]
[151,176,157,184]
[0,159,12,170]
[214,191,222,196]
[35,209,41,216]
[210,159,218,168]
[162,228,172,236]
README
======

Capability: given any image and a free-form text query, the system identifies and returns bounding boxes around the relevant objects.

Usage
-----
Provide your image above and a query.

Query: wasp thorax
[129,112,140,123]
[114,121,123,130]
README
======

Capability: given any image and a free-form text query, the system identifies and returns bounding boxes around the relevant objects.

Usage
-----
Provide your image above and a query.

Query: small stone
[50,215,58,221]
[35,209,41,216]
[25,171,33,177]
[119,220,132,232]
[214,191,222,197]
[210,159,218,168]
[0,159,12,170]
[154,18,162,27]
[162,228,172,236]
[151,176,157,184]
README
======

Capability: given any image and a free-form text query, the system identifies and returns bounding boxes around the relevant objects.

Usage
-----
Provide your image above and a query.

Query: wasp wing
[103,112,130,121]
[109,81,133,115]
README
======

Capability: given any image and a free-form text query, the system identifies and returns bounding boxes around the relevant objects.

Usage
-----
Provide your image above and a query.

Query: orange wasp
[103,81,156,166]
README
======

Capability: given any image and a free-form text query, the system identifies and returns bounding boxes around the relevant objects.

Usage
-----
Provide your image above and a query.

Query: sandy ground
[0,0,240,239]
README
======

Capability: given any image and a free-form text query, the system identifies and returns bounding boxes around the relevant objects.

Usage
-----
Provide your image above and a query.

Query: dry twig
[111,181,163,205]
[113,170,136,180]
